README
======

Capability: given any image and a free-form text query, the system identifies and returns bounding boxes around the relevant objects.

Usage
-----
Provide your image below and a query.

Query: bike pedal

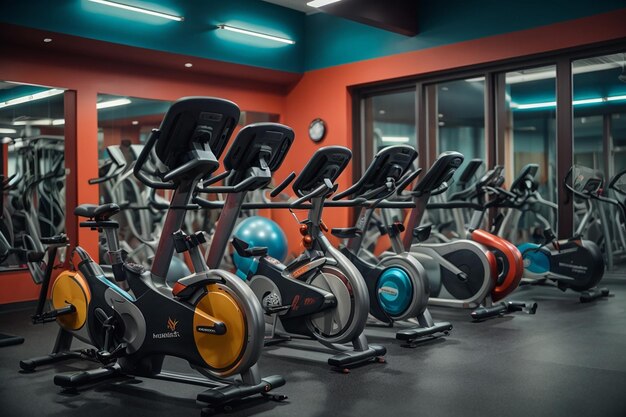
[265,305,290,314]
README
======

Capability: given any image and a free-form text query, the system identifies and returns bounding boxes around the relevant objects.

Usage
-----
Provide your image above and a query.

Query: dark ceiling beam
[319,0,418,37]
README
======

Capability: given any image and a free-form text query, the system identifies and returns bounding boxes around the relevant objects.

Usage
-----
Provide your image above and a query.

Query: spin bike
[330,145,452,344]
[197,145,386,370]
[493,164,608,302]
[383,152,534,320]
[24,97,286,413]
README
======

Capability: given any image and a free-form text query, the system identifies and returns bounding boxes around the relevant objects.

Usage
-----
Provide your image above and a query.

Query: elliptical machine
[198,146,386,371]
[330,145,452,344]
[24,97,286,413]
[493,164,608,302]
[382,152,535,320]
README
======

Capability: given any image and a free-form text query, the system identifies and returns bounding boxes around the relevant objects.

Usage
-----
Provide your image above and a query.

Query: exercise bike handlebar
[199,175,264,194]
[88,162,127,185]
[430,180,453,196]
[607,168,626,197]
[290,179,336,207]
[270,171,296,198]
[200,170,231,188]
[134,130,177,190]
[2,172,22,190]
[396,169,422,195]
[485,185,518,200]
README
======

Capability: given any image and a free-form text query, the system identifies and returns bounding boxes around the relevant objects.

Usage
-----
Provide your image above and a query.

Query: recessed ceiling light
[43,38,52,43]
[378,109,386,115]
[441,87,449,92]
[438,121,445,126]
[184,63,193,68]
[132,120,139,125]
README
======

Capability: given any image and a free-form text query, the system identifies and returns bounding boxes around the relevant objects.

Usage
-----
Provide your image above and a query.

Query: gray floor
[1,272,625,417]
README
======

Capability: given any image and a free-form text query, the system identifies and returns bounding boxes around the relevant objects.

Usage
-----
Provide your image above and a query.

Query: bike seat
[330,227,362,239]
[413,224,432,242]
[437,220,454,233]
[40,234,68,245]
[231,236,268,258]
[74,203,120,221]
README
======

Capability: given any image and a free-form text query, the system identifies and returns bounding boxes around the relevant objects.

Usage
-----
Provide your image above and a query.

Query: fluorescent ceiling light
[97,98,132,109]
[13,118,54,126]
[88,0,183,21]
[573,98,603,105]
[0,88,64,109]
[0,128,17,134]
[606,94,626,102]
[307,0,342,7]
[218,24,295,45]
[512,101,556,110]
[381,136,410,143]
[12,118,64,126]
[511,94,626,110]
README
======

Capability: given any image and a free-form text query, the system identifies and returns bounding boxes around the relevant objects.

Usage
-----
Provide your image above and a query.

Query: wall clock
[308,118,326,142]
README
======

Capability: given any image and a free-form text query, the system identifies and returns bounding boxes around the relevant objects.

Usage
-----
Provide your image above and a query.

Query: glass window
[361,89,416,173]
[503,65,557,239]
[431,77,486,181]
[573,115,603,170]
[573,52,626,180]
[613,113,626,174]
[572,53,626,240]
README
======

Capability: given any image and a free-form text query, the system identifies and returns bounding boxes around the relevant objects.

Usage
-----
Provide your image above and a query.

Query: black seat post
[33,246,59,318]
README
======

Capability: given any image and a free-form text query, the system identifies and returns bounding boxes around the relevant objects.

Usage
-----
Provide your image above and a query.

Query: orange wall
[276,9,626,250]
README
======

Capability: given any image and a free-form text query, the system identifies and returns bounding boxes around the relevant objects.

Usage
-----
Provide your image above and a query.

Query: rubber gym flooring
[1,271,625,417]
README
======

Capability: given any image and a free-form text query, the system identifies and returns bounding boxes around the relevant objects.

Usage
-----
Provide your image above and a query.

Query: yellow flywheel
[193,284,246,371]
[51,270,91,331]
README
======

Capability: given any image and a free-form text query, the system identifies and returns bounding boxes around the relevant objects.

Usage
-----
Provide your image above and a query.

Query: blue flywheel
[517,242,550,274]
[377,267,413,317]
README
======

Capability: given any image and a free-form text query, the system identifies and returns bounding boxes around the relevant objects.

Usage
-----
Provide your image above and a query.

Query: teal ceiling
[1,0,625,73]
[304,0,626,71]
[1,0,305,73]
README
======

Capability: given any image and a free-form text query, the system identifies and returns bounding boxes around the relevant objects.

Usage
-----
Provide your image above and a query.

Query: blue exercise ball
[232,216,288,279]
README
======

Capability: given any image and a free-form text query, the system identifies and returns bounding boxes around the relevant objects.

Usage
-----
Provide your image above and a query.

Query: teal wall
[1,0,625,73]
[304,0,626,71]
[0,0,305,73]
